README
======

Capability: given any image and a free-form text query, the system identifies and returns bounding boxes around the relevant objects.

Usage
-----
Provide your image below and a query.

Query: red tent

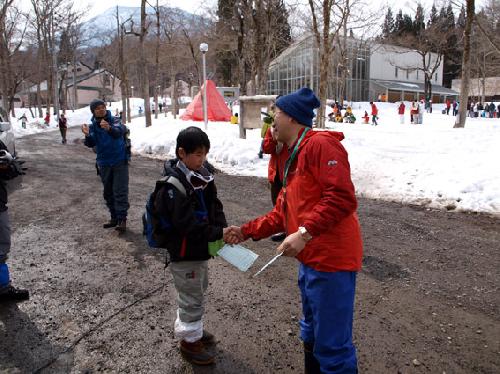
[180,80,232,122]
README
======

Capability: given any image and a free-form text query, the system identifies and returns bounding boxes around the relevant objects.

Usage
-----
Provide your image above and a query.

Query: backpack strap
[157,175,186,197]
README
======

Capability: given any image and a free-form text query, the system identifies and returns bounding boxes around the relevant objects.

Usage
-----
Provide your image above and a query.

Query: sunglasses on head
[177,161,214,190]
[188,170,214,189]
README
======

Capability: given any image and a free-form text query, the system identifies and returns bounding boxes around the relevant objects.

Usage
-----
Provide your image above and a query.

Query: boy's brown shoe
[200,330,216,346]
[180,339,215,365]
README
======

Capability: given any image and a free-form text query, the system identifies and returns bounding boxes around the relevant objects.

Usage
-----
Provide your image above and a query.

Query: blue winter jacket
[84,110,129,167]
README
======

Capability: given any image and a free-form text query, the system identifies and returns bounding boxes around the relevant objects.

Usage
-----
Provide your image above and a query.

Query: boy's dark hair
[175,126,210,157]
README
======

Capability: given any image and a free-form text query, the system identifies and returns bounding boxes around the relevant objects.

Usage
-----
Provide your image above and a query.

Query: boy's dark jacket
[83,110,128,166]
[153,159,227,262]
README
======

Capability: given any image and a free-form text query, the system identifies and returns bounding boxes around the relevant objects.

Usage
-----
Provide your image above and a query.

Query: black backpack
[142,176,186,248]
[123,124,131,158]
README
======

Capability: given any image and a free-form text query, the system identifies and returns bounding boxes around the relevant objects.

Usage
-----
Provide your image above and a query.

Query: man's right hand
[81,124,89,136]
[223,226,245,245]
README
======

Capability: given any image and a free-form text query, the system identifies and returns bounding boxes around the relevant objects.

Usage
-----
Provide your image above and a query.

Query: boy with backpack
[149,126,228,365]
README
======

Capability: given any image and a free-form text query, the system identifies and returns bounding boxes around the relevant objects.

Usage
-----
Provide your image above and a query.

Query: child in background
[258,112,273,159]
[18,113,28,129]
[362,111,369,124]
[343,106,356,123]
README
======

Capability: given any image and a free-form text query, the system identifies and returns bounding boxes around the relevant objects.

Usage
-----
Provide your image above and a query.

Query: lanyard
[281,128,309,232]
[282,128,310,189]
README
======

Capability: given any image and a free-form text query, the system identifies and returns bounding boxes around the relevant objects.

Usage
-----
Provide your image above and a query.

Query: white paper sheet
[218,244,259,272]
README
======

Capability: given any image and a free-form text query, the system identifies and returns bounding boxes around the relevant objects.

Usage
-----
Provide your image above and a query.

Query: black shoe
[258,152,263,159]
[115,219,126,233]
[0,285,30,302]
[103,219,118,228]
[271,232,286,242]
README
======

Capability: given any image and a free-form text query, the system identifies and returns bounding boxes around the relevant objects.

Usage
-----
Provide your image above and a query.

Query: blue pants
[298,264,358,374]
[98,161,129,220]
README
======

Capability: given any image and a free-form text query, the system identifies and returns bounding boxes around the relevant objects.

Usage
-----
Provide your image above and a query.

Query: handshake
[222,226,245,245]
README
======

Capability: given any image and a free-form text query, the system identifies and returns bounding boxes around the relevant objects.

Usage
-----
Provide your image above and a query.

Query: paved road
[0,127,499,373]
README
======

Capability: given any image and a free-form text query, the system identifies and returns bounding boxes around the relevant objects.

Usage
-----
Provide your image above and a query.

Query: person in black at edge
[0,141,29,302]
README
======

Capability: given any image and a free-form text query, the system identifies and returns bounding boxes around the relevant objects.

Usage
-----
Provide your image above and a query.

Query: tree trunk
[36,83,42,117]
[154,0,160,120]
[126,85,131,124]
[454,0,475,128]
[140,0,151,127]
[170,70,177,119]
[316,50,330,128]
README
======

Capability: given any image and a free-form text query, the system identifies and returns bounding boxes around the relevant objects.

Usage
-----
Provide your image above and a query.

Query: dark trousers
[0,210,10,263]
[98,161,129,220]
[59,128,67,143]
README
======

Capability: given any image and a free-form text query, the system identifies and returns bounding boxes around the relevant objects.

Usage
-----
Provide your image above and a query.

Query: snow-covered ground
[10,99,500,216]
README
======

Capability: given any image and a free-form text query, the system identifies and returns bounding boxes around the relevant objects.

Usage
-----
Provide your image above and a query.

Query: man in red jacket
[225,87,363,374]
[262,117,290,242]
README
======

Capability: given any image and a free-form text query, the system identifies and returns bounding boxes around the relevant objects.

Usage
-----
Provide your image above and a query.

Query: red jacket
[398,103,405,115]
[371,104,378,116]
[262,127,289,183]
[241,129,363,272]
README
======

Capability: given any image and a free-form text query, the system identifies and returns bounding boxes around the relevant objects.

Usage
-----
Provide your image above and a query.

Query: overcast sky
[80,0,484,22]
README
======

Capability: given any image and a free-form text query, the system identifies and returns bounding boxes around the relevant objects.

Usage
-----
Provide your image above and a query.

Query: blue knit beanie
[90,99,106,113]
[275,88,320,127]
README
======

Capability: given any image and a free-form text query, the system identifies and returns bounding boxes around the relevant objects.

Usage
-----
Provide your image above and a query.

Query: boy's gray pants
[170,260,208,343]
[0,210,10,263]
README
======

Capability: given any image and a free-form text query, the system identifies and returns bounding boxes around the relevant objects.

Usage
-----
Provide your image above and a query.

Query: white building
[369,43,457,102]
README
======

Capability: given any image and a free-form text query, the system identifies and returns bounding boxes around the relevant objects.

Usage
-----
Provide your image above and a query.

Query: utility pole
[200,43,208,129]
[51,12,59,122]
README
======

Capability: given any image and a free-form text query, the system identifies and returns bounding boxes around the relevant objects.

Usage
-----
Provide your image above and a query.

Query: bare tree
[124,0,152,127]
[0,0,30,115]
[308,0,348,128]
[454,0,475,128]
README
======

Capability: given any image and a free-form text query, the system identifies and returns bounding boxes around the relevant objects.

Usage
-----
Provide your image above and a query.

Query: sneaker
[115,219,126,233]
[200,330,216,346]
[271,232,286,242]
[0,285,29,302]
[103,219,118,228]
[180,339,215,365]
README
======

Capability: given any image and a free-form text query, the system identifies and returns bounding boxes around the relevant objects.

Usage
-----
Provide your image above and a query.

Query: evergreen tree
[403,14,414,34]
[443,2,460,87]
[457,5,466,29]
[215,0,238,86]
[58,30,72,66]
[273,0,292,56]
[382,8,395,38]
[414,3,425,35]
[394,9,404,35]
[439,5,447,23]
[428,4,439,27]
[445,3,456,29]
